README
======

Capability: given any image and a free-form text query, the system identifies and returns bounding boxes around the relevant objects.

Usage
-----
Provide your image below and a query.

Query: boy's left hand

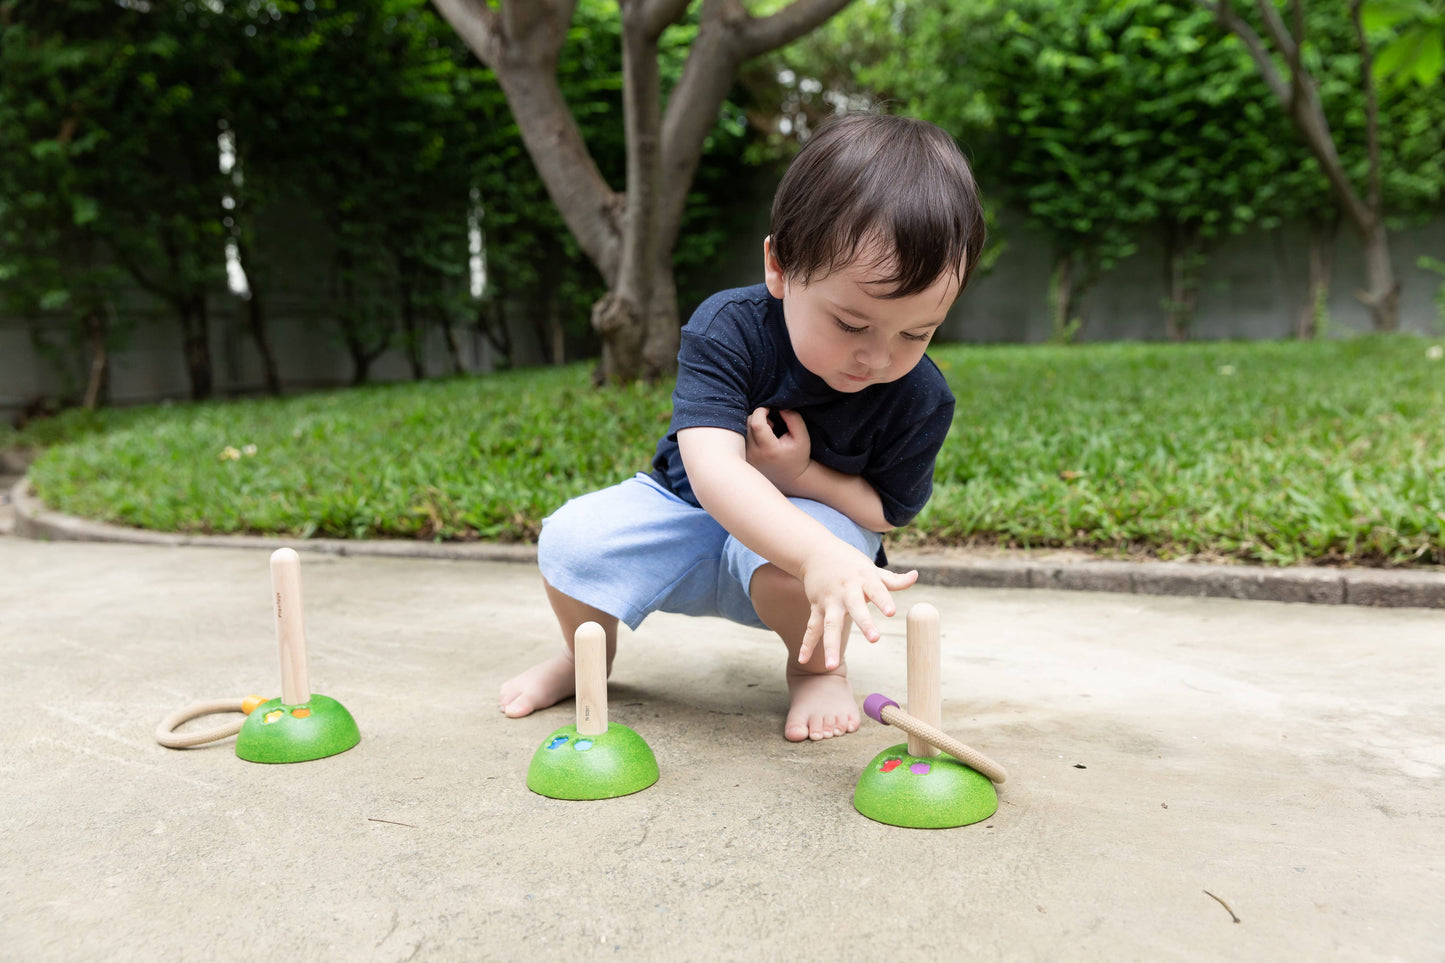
[745,407,810,493]
[798,545,918,670]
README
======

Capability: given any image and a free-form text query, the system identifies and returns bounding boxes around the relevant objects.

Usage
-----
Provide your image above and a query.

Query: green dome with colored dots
[854,743,997,828]
[526,724,659,800]
[235,695,360,764]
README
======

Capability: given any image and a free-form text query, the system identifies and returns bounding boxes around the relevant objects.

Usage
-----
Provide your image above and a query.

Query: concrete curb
[11,477,1445,609]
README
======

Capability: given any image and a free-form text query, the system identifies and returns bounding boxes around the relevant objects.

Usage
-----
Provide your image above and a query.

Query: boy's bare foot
[499,653,576,718]
[784,669,860,742]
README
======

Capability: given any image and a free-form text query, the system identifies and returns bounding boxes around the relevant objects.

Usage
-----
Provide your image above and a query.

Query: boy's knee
[536,498,599,576]
[785,497,881,558]
[749,561,800,599]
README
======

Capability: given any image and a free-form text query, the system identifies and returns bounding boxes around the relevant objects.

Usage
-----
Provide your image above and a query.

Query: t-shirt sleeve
[867,395,956,528]
[668,322,754,436]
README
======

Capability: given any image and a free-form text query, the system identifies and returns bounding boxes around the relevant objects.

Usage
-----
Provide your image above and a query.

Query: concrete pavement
[2,536,1442,961]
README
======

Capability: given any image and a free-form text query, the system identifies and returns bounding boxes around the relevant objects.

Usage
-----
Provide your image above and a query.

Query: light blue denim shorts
[537,473,882,631]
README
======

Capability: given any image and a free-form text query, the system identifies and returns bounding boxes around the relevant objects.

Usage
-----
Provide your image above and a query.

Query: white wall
[946,214,1445,343]
[4,211,1442,424]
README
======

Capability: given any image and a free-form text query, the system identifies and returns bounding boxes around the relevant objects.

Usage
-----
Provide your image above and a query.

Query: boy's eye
[901,331,933,343]
[834,317,866,335]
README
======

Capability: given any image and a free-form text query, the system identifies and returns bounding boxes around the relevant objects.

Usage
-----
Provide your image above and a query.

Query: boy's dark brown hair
[769,113,986,298]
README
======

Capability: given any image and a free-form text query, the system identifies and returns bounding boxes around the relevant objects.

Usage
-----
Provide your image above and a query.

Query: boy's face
[764,236,961,394]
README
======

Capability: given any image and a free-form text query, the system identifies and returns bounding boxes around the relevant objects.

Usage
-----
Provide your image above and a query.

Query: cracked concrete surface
[2,538,1442,961]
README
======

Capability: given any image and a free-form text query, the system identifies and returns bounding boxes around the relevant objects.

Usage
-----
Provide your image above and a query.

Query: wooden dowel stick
[574,621,608,736]
[906,603,941,758]
[878,704,1008,784]
[270,548,311,706]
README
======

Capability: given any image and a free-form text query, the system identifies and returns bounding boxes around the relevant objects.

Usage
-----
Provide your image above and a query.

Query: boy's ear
[763,236,787,299]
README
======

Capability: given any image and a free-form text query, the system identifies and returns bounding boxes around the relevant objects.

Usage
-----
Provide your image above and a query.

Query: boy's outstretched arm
[678,425,918,670]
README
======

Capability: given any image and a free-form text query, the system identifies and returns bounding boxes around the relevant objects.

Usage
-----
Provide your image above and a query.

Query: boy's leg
[500,473,730,718]
[722,497,883,743]
[499,582,618,718]
[750,563,859,742]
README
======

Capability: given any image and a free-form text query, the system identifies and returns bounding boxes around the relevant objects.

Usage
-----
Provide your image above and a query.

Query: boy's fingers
[818,599,848,668]
[864,578,898,619]
[880,569,919,593]
[843,588,881,643]
[799,607,823,664]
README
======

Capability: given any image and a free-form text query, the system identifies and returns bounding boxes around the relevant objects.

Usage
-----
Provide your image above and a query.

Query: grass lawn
[9,336,1445,567]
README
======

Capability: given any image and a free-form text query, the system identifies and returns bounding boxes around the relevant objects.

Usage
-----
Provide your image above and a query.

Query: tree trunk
[431,0,854,384]
[81,308,109,410]
[334,247,389,386]
[532,240,566,365]
[1359,219,1399,332]
[1162,220,1200,342]
[400,266,424,380]
[234,236,282,395]
[1196,0,1399,331]
[1296,216,1338,339]
[591,1,664,384]
[643,253,680,372]
[1350,0,1400,332]
[1050,255,1077,342]
[475,297,513,368]
[179,292,213,401]
[440,316,466,375]
[244,288,281,395]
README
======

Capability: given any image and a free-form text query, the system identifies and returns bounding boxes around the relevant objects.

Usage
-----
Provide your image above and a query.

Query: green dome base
[235,694,360,764]
[854,743,997,828]
[527,724,659,800]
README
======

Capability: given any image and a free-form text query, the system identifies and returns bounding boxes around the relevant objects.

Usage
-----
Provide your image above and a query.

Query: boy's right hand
[797,544,918,671]
[745,407,811,494]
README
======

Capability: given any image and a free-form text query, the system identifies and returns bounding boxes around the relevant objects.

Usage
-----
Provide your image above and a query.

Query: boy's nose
[855,343,889,369]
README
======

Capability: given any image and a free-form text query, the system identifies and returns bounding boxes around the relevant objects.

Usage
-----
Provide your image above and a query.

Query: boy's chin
[829,373,880,392]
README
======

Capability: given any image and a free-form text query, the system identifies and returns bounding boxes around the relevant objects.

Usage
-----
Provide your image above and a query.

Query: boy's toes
[500,693,537,718]
[784,718,811,742]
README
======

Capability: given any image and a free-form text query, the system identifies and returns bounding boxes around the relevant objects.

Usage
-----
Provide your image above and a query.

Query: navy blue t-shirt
[649,284,955,556]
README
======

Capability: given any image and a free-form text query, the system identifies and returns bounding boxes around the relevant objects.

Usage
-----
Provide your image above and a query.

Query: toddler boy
[501,113,986,741]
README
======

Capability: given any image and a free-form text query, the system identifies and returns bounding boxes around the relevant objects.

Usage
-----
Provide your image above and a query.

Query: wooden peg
[906,603,941,758]
[574,621,608,736]
[270,548,311,706]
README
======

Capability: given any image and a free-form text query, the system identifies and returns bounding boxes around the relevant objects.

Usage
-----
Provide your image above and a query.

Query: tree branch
[1350,0,1383,214]
[1192,0,1290,104]
[737,0,854,59]
[1193,0,1376,236]
[429,0,502,66]
[655,0,854,252]
[433,0,622,281]
[1253,0,1300,68]
[643,0,691,39]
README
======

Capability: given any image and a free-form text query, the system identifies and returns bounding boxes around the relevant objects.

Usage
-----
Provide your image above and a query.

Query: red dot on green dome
[880,759,902,773]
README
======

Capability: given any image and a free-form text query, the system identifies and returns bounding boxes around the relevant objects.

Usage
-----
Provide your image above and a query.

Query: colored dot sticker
[573,740,594,752]
[291,707,311,719]
[880,759,902,773]
[263,710,284,725]
[909,762,932,776]
[546,735,570,750]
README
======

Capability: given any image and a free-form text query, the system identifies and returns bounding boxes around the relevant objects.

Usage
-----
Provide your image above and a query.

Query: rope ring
[155,695,266,749]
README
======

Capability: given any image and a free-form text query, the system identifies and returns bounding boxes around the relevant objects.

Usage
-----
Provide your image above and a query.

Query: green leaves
[1364,0,1445,87]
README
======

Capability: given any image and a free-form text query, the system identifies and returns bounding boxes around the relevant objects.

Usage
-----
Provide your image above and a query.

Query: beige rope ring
[155,695,267,749]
